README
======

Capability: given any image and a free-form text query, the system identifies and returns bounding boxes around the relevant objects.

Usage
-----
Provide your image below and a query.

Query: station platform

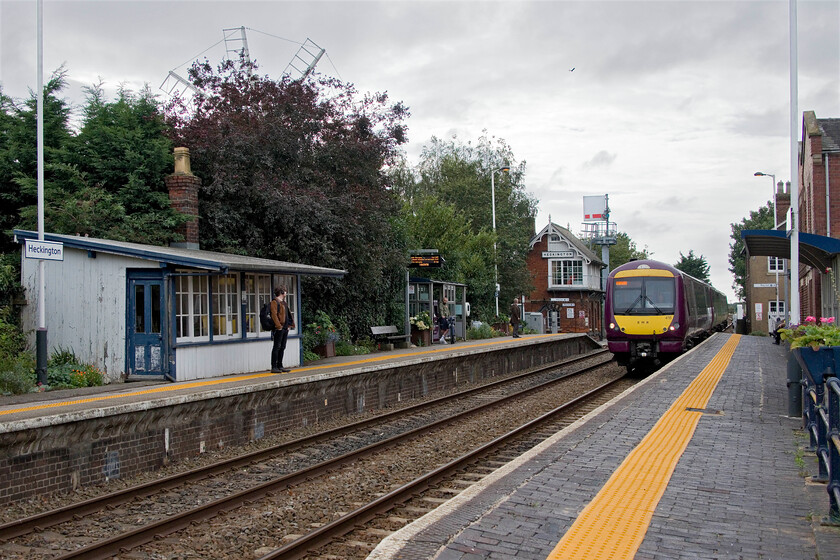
[0,333,576,426]
[368,333,840,560]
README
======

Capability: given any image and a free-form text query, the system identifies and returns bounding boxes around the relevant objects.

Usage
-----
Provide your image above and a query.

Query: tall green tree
[6,71,184,246]
[729,202,774,300]
[674,250,711,283]
[592,231,650,272]
[412,133,538,319]
[165,59,411,336]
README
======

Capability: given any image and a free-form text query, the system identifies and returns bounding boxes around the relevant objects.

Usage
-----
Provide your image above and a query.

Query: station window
[273,274,297,333]
[769,300,785,315]
[175,274,209,342]
[212,274,241,339]
[550,260,583,287]
[245,274,272,337]
[768,257,785,273]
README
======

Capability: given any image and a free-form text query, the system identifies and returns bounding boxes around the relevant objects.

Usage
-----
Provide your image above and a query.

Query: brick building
[744,182,791,333]
[742,111,840,325]
[799,112,840,319]
[524,221,604,335]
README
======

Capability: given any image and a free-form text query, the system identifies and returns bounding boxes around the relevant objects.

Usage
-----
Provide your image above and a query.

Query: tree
[729,202,774,300]
[6,71,185,246]
[588,231,650,272]
[165,59,411,337]
[674,250,711,283]
[412,133,538,319]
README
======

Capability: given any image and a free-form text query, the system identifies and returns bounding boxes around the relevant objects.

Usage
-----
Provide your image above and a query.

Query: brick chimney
[165,147,200,249]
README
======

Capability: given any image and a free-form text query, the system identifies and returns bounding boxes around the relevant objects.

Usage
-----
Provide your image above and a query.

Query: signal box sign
[409,254,443,268]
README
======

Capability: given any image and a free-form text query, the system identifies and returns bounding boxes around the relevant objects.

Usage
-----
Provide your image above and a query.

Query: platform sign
[409,254,443,268]
[24,239,64,261]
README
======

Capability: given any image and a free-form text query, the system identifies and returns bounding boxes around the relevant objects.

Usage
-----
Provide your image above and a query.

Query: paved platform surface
[369,333,840,560]
[0,333,578,427]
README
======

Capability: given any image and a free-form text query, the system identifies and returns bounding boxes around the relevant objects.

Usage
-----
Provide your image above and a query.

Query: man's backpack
[259,300,275,330]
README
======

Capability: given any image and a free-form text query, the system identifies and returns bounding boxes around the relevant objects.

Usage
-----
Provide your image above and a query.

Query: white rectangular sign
[24,239,64,261]
[583,195,607,222]
[753,283,777,288]
[542,251,575,259]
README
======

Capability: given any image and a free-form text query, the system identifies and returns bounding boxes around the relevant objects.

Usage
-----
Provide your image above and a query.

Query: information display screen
[409,254,443,268]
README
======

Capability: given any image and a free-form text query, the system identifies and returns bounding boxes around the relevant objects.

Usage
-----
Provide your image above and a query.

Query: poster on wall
[567,308,575,319]
[755,303,763,321]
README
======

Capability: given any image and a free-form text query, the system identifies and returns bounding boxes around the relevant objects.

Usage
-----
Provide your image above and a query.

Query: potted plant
[410,311,432,347]
[304,311,340,359]
[781,316,840,383]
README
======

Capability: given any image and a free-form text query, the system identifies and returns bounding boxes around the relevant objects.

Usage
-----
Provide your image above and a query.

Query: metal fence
[800,362,840,525]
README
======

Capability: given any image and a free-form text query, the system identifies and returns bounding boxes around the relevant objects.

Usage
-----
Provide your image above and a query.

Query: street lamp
[754,171,782,329]
[491,165,510,317]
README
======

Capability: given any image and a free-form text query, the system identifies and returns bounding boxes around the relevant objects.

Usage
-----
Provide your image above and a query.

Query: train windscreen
[612,276,675,315]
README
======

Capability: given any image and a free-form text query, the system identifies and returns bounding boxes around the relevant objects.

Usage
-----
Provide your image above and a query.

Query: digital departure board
[409,254,443,268]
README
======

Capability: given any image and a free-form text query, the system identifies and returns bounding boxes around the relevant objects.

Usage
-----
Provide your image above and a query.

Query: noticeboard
[409,254,443,268]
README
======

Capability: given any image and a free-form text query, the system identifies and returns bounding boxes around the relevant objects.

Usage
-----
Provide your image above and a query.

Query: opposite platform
[369,333,840,560]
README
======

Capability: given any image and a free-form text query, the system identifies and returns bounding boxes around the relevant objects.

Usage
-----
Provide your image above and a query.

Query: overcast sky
[2,0,839,301]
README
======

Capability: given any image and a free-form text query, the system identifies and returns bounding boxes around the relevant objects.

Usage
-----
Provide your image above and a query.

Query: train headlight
[670,323,679,331]
[609,322,616,329]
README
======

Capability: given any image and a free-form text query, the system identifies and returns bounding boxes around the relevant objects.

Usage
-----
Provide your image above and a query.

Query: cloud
[582,150,617,170]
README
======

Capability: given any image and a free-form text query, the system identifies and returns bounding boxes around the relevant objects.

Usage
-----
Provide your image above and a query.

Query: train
[605,259,729,373]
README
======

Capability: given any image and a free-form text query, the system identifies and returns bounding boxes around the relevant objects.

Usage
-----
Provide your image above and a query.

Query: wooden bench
[370,325,411,350]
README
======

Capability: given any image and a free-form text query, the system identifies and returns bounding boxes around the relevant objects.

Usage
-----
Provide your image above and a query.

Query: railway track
[0,349,624,559]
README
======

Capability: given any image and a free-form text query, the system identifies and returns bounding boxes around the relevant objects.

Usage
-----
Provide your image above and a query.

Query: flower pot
[313,340,336,359]
[411,328,431,347]
[792,346,840,384]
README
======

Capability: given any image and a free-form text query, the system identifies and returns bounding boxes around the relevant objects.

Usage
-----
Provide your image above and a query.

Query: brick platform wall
[0,336,599,505]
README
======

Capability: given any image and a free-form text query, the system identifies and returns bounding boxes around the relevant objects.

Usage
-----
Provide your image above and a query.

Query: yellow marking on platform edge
[0,334,560,417]
[546,334,741,560]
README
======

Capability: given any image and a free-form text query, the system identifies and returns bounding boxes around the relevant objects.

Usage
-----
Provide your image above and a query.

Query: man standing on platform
[510,297,521,338]
[270,286,294,372]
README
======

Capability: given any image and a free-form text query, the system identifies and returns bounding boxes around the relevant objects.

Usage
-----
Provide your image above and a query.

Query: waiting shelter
[14,230,345,383]
[408,277,467,341]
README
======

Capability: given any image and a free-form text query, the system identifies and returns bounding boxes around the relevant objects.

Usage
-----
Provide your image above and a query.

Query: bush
[47,361,104,389]
[467,323,504,340]
[0,354,35,395]
[335,339,371,356]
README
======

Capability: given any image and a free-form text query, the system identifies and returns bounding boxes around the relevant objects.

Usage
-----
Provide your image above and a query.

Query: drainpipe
[826,153,831,237]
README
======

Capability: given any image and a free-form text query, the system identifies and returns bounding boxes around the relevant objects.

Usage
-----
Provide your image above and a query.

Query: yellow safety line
[546,334,741,560]
[0,335,560,417]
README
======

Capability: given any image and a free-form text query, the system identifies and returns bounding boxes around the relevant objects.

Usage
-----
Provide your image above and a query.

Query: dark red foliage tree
[165,60,411,337]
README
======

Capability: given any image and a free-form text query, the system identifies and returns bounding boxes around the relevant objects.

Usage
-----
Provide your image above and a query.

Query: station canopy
[741,229,840,271]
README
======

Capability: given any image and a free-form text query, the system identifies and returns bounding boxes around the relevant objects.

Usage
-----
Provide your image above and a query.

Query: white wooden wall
[21,249,159,382]
[174,338,301,381]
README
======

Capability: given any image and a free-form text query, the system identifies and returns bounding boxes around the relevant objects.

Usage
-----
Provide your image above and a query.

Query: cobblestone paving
[371,335,840,560]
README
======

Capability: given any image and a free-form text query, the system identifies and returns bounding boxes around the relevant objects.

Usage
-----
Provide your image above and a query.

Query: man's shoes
[280,367,291,372]
[271,368,282,373]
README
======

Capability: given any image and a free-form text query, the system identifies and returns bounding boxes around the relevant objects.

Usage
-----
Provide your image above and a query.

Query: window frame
[549,259,584,288]
[175,273,210,343]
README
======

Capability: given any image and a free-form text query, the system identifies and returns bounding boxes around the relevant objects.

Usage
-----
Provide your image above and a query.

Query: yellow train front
[605,259,728,373]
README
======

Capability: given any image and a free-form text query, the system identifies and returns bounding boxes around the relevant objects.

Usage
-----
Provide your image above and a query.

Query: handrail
[801,370,840,525]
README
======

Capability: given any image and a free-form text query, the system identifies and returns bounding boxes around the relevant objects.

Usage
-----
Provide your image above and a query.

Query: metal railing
[801,365,840,524]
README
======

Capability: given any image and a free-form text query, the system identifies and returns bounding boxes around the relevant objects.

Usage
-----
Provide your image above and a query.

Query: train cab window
[612,276,675,314]
[612,278,643,312]
[643,278,675,312]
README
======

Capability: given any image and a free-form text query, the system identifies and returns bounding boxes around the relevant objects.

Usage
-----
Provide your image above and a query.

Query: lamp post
[491,165,510,317]
[755,171,780,329]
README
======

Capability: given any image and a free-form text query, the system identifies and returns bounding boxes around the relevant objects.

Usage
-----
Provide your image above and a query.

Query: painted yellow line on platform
[0,335,558,417]
[546,334,741,560]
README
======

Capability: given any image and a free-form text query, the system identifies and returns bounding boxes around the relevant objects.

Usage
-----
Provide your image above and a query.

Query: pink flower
[822,317,836,324]
[805,316,817,324]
